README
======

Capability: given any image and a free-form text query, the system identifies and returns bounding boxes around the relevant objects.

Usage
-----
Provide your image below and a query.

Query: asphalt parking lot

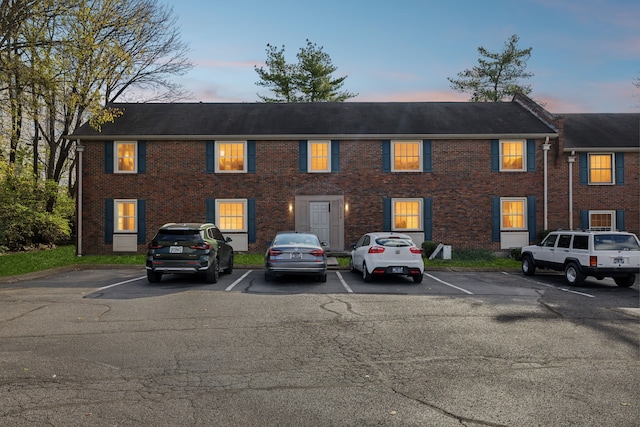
[1,267,638,426]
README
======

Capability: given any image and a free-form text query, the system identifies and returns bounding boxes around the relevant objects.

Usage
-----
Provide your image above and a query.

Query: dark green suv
[146,223,234,283]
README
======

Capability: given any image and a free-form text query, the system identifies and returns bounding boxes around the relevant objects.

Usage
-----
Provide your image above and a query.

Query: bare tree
[0,0,192,210]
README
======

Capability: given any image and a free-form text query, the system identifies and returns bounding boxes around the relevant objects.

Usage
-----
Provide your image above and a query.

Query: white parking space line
[99,276,147,290]
[537,282,595,298]
[425,273,474,295]
[225,270,253,291]
[336,271,353,293]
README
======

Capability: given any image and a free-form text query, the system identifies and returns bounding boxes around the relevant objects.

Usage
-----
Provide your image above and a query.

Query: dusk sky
[164,0,639,113]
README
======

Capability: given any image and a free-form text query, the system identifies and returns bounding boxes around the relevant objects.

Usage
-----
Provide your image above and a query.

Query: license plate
[170,246,183,254]
[391,266,403,273]
[613,257,624,265]
[291,252,302,259]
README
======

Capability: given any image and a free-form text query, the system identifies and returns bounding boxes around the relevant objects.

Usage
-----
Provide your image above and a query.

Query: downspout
[76,142,85,256]
[567,151,576,230]
[542,137,550,230]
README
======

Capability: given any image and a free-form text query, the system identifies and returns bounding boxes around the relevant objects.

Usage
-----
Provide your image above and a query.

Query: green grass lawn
[0,245,520,278]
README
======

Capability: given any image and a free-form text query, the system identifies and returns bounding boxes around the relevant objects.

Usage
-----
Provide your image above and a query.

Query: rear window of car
[155,230,202,244]
[375,237,413,247]
[274,233,319,246]
[594,235,640,251]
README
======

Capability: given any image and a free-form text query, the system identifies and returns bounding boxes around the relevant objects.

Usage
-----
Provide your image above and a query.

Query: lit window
[589,211,614,231]
[393,199,422,231]
[216,142,246,172]
[115,200,137,232]
[308,141,331,172]
[500,140,525,171]
[216,200,247,232]
[501,198,526,230]
[392,141,421,171]
[588,154,613,184]
[115,141,137,173]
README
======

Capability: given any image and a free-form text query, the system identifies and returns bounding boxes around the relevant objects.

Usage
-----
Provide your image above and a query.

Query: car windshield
[375,237,413,247]
[594,234,640,251]
[273,233,319,246]
[155,230,201,244]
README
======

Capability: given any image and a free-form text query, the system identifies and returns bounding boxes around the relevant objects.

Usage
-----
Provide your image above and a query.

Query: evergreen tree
[255,39,357,102]
[448,34,533,102]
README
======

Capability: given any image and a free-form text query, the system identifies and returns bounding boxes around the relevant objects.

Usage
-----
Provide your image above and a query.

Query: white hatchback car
[350,232,424,283]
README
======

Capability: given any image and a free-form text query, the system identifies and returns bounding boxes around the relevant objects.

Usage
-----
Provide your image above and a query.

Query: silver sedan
[265,232,328,282]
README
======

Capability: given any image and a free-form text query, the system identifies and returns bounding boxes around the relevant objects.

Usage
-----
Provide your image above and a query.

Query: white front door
[310,202,330,246]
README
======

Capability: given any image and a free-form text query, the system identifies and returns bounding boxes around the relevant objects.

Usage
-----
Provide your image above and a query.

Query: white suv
[521,230,640,287]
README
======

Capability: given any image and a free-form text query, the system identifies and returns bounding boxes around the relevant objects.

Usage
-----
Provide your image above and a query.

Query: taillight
[191,242,211,250]
[590,256,597,267]
[410,247,422,254]
[269,249,283,257]
[368,246,385,254]
[310,249,325,257]
[148,242,161,249]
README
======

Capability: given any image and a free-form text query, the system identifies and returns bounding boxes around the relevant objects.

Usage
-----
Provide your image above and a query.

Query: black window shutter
[105,141,114,174]
[137,199,146,244]
[105,199,114,244]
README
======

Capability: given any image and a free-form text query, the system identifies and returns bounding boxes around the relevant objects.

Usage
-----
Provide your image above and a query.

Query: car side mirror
[321,242,328,247]
[226,237,233,242]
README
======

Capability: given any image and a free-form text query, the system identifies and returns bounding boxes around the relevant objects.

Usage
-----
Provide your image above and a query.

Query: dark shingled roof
[70,101,558,140]
[562,113,640,151]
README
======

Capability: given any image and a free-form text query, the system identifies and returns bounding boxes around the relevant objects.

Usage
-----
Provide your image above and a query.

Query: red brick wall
[79,137,638,255]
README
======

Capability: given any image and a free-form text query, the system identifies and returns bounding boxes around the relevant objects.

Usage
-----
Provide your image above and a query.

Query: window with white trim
[588,153,614,184]
[115,141,137,173]
[308,141,331,172]
[392,198,422,231]
[115,199,137,232]
[500,198,527,230]
[500,140,525,171]
[216,199,247,232]
[216,141,247,172]
[588,210,615,231]
[392,141,421,172]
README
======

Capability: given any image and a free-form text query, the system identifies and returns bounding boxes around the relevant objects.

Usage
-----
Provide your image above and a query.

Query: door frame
[294,195,344,251]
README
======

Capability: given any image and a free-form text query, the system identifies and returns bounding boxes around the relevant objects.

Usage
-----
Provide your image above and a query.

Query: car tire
[147,271,162,283]
[317,273,327,282]
[362,262,372,282]
[205,258,219,284]
[614,274,636,288]
[521,254,536,276]
[412,273,423,283]
[223,254,234,274]
[564,262,585,286]
[264,271,272,282]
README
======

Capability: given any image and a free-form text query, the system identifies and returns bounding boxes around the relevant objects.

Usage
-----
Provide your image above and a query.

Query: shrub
[510,247,522,260]
[421,241,439,257]
[0,169,73,251]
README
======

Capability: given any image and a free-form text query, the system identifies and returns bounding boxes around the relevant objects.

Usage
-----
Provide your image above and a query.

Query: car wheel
[317,273,327,282]
[362,262,372,282]
[223,254,234,274]
[521,254,536,276]
[147,271,162,283]
[264,271,272,282]
[614,274,636,288]
[412,273,423,283]
[564,262,585,286]
[205,258,219,284]
[349,257,357,273]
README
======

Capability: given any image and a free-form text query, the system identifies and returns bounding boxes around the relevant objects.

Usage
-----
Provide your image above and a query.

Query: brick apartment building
[69,94,639,255]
